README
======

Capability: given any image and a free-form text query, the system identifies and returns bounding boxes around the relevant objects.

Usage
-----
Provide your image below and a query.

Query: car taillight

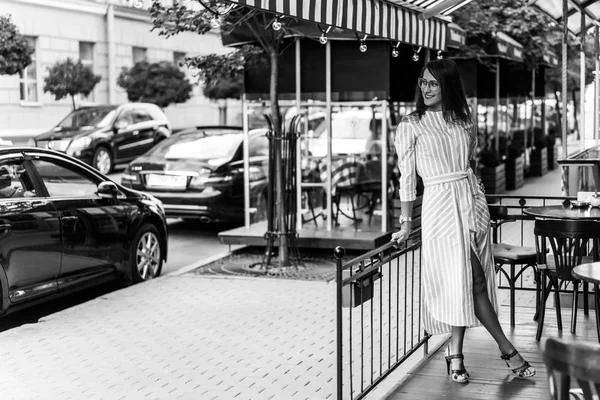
[189,173,233,190]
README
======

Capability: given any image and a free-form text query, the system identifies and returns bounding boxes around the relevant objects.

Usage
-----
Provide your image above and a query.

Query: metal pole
[595,25,600,144]
[531,69,536,150]
[381,100,388,232]
[561,0,569,195]
[295,39,303,228]
[242,94,251,227]
[495,58,500,153]
[326,40,333,231]
[580,11,586,151]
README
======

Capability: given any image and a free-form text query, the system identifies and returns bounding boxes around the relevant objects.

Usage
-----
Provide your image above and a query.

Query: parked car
[0,147,168,317]
[31,103,171,174]
[121,126,269,224]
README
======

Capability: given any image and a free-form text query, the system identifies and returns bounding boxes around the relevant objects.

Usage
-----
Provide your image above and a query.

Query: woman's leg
[470,249,533,372]
[448,326,466,372]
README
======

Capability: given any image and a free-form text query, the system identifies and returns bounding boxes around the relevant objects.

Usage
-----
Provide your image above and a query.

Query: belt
[422,169,479,232]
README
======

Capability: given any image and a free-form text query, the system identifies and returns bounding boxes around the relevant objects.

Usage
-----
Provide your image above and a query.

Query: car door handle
[132,130,139,135]
[61,216,78,226]
[0,224,11,234]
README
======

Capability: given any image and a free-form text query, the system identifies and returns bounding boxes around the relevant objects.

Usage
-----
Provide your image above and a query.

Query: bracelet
[399,215,412,224]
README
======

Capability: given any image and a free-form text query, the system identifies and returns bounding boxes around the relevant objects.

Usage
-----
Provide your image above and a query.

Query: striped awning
[489,32,524,63]
[222,0,473,50]
[447,22,466,48]
[541,50,559,67]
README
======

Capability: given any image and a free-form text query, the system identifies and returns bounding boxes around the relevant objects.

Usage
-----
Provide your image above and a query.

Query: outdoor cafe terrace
[333,142,600,400]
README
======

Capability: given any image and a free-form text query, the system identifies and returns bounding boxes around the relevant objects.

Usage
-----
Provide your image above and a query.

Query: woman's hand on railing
[391,228,409,248]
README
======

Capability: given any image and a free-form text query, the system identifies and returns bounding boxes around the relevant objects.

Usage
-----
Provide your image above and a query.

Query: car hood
[35,126,107,141]
[129,155,231,173]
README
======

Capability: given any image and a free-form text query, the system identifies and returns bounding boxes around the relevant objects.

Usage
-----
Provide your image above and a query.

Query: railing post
[334,246,346,400]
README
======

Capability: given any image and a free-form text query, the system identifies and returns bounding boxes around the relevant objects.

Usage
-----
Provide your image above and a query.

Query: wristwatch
[399,215,412,224]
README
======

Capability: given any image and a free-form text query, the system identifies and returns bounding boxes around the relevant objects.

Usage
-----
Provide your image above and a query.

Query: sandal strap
[500,349,519,361]
[511,361,532,376]
[451,368,468,375]
[445,354,464,361]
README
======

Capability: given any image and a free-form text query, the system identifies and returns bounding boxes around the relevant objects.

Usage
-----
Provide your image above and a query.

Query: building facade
[0,0,240,140]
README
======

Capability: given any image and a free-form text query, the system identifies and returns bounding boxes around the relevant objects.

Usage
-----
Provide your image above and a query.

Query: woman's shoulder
[400,112,421,125]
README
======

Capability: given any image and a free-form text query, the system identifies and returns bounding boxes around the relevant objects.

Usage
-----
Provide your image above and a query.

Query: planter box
[505,155,525,190]
[530,148,548,177]
[481,163,506,194]
[547,145,558,170]
[342,268,382,308]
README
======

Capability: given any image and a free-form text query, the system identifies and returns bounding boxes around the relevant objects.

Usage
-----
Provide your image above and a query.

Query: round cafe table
[525,204,600,340]
[523,204,600,220]
[572,263,600,342]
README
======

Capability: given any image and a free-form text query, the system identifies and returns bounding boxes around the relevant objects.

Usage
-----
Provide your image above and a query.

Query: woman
[391,59,535,383]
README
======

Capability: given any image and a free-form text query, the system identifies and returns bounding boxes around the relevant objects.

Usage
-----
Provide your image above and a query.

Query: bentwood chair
[534,219,600,341]
[488,205,538,327]
[542,337,600,400]
[331,158,364,225]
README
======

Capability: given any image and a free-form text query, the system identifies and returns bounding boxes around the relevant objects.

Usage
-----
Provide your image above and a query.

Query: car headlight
[66,136,92,155]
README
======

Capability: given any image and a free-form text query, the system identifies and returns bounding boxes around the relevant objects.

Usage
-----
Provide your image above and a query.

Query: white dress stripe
[395,111,498,335]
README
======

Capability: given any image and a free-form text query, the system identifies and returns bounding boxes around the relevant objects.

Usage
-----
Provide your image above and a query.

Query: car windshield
[148,132,242,161]
[57,108,116,129]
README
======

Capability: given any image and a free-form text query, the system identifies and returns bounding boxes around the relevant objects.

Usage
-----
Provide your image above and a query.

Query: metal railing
[334,194,579,400]
[335,240,428,400]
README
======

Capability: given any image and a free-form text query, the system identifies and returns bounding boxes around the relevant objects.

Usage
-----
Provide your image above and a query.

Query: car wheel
[93,147,113,174]
[131,223,163,283]
[251,192,268,223]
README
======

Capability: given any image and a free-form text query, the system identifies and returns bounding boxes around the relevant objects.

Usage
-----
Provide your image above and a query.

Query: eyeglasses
[418,78,440,92]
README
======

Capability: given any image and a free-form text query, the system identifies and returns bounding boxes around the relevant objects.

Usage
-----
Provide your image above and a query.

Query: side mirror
[97,181,119,199]
[114,120,128,132]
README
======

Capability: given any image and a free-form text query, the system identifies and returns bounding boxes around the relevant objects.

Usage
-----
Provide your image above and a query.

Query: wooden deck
[385,290,599,400]
[218,213,391,250]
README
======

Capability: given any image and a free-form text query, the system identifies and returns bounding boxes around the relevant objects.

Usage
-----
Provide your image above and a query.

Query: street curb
[166,245,249,276]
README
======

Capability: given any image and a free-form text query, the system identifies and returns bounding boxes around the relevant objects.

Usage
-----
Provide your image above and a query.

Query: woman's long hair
[412,58,471,124]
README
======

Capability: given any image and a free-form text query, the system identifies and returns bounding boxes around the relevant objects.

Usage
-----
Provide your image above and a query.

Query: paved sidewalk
[0,275,338,400]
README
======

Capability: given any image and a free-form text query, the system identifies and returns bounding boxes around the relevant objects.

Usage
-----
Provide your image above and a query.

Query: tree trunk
[218,99,227,125]
[71,95,76,110]
[554,91,562,133]
[269,50,288,267]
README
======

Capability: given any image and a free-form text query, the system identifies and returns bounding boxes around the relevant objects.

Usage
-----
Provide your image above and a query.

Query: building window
[19,36,38,103]
[173,51,186,67]
[132,46,147,64]
[79,42,95,101]
[79,42,94,67]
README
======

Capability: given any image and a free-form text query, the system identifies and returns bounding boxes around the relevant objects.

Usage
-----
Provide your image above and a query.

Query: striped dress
[394,111,498,335]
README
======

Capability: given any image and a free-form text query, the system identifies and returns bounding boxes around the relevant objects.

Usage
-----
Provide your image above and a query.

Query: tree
[183,45,264,124]
[150,1,295,267]
[0,15,34,75]
[452,0,558,69]
[117,60,193,108]
[43,58,102,110]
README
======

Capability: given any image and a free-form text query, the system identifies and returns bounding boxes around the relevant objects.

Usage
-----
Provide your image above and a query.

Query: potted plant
[505,136,525,190]
[529,129,548,177]
[478,147,506,194]
[546,128,558,170]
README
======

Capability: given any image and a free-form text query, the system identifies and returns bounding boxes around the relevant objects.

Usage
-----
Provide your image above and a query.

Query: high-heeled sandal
[500,349,536,378]
[444,346,470,383]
